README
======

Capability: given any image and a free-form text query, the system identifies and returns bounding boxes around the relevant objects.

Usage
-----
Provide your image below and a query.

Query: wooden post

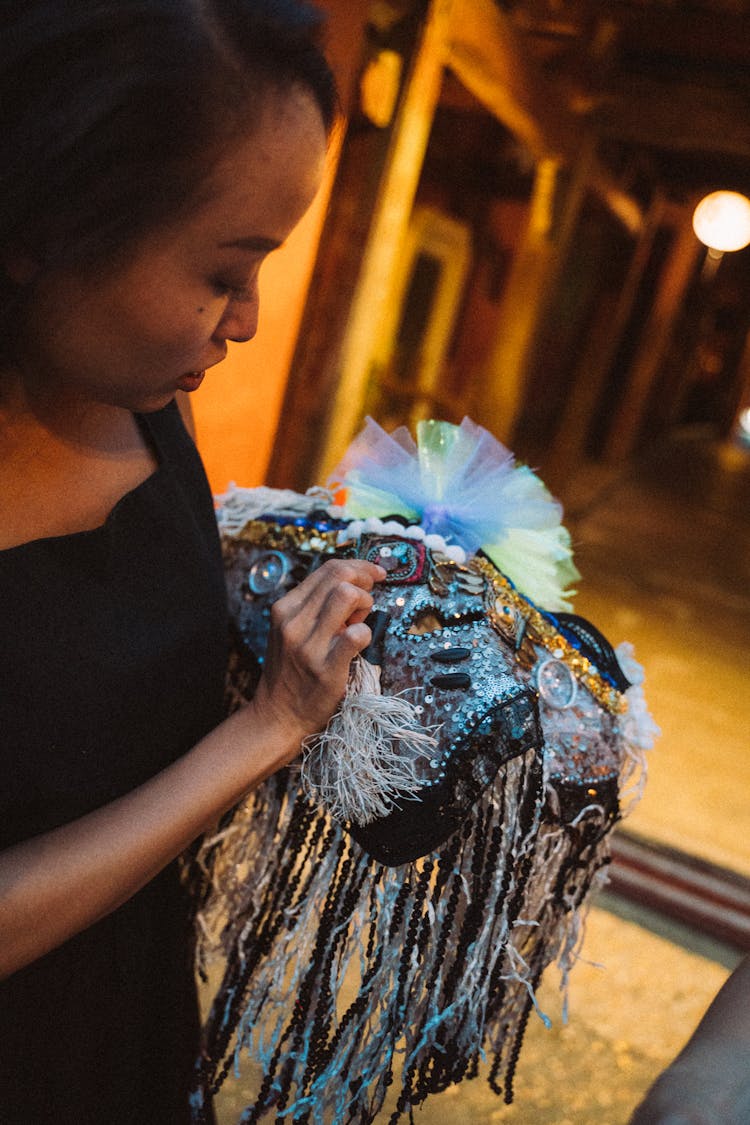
[473,144,594,446]
[543,195,667,489]
[266,0,438,489]
[604,208,703,462]
[313,0,450,481]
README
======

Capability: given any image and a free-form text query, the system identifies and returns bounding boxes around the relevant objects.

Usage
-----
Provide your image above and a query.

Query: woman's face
[13,85,327,414]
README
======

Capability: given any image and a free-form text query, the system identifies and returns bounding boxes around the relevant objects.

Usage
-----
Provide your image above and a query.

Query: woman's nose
[217,288,260,344]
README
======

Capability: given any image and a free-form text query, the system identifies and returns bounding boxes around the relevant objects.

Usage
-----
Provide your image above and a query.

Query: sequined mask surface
[343,533,541,863]
[222,514,630,864]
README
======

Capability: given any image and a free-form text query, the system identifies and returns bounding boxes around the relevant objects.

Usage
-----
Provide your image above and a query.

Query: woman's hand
[249,557,386,749]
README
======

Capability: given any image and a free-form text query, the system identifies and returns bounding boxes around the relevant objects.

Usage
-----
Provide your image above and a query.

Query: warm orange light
[360,50,402,128]
[692,191,750,252]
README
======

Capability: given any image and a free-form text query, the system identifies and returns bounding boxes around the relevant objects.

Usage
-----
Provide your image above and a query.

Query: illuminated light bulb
[692,191,750,252]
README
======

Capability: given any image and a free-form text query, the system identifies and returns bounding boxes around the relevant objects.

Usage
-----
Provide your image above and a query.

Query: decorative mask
[191,418,657,1125]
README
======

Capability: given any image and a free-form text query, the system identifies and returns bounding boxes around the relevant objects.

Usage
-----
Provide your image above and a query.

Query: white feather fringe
[615,641,660,813]
[215,483,340,534]
[299,655,437,825]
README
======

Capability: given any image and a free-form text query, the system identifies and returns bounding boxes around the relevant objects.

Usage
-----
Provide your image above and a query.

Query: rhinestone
[248,551,290,594]
[537,658,578,709]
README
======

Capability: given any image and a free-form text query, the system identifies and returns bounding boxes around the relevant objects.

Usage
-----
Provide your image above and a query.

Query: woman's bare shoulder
[0,403,157,550]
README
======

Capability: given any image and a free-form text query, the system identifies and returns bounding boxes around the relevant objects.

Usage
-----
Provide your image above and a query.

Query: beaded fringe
[189,745,615,1124]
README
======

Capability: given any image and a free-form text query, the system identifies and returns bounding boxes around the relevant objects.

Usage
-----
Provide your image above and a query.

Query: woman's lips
[176,370,206,392]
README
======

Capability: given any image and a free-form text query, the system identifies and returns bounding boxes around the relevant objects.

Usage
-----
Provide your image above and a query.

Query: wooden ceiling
[497,0,750,202]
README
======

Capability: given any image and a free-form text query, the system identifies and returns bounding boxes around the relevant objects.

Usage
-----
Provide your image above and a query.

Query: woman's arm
[0,558,384,979]
[629,954,750,1124]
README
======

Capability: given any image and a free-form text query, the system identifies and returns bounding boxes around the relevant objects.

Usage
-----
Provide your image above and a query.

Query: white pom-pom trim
[336,519,467,564]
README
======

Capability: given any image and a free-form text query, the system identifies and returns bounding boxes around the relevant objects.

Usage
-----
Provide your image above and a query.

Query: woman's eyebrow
[218,236,283,253]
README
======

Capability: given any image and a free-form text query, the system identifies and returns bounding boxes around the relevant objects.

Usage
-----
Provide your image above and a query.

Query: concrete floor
[205,426,748,1122]
[565,427,750,877]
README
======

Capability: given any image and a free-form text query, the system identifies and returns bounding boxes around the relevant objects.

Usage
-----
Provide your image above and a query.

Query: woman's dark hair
[0,0,337,358]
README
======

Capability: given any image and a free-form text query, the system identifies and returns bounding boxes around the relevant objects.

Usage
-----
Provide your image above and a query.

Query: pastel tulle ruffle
[330,416,580,611]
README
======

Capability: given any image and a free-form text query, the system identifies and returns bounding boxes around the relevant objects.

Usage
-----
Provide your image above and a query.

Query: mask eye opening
[407,608,444,636]
[405,604,488,636]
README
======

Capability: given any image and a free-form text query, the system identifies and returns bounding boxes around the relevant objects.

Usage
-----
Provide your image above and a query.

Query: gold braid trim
[472,556,627,716]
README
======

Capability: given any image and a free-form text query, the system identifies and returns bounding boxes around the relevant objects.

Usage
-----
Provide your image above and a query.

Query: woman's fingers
[274,558,384,621]
[252,558,386,742]
[271,559,385,654]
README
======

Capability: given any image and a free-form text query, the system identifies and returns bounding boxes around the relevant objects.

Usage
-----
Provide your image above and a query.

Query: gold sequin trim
[227,519,340,554]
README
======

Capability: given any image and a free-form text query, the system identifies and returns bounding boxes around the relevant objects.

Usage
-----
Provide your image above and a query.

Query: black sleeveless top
[0,401,227,1124]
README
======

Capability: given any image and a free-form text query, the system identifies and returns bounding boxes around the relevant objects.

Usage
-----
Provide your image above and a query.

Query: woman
[0,3,383,1121]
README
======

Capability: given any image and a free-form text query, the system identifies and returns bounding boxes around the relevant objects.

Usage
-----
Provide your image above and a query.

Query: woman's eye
[210,278,249,299]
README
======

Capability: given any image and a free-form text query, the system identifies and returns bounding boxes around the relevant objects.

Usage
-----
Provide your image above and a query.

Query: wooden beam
[445,0,643,233]
[312,0,450,479]
[476,147,594,446]
[545,195,667,488]
[267,2,432,490]
[593,82,750,162]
